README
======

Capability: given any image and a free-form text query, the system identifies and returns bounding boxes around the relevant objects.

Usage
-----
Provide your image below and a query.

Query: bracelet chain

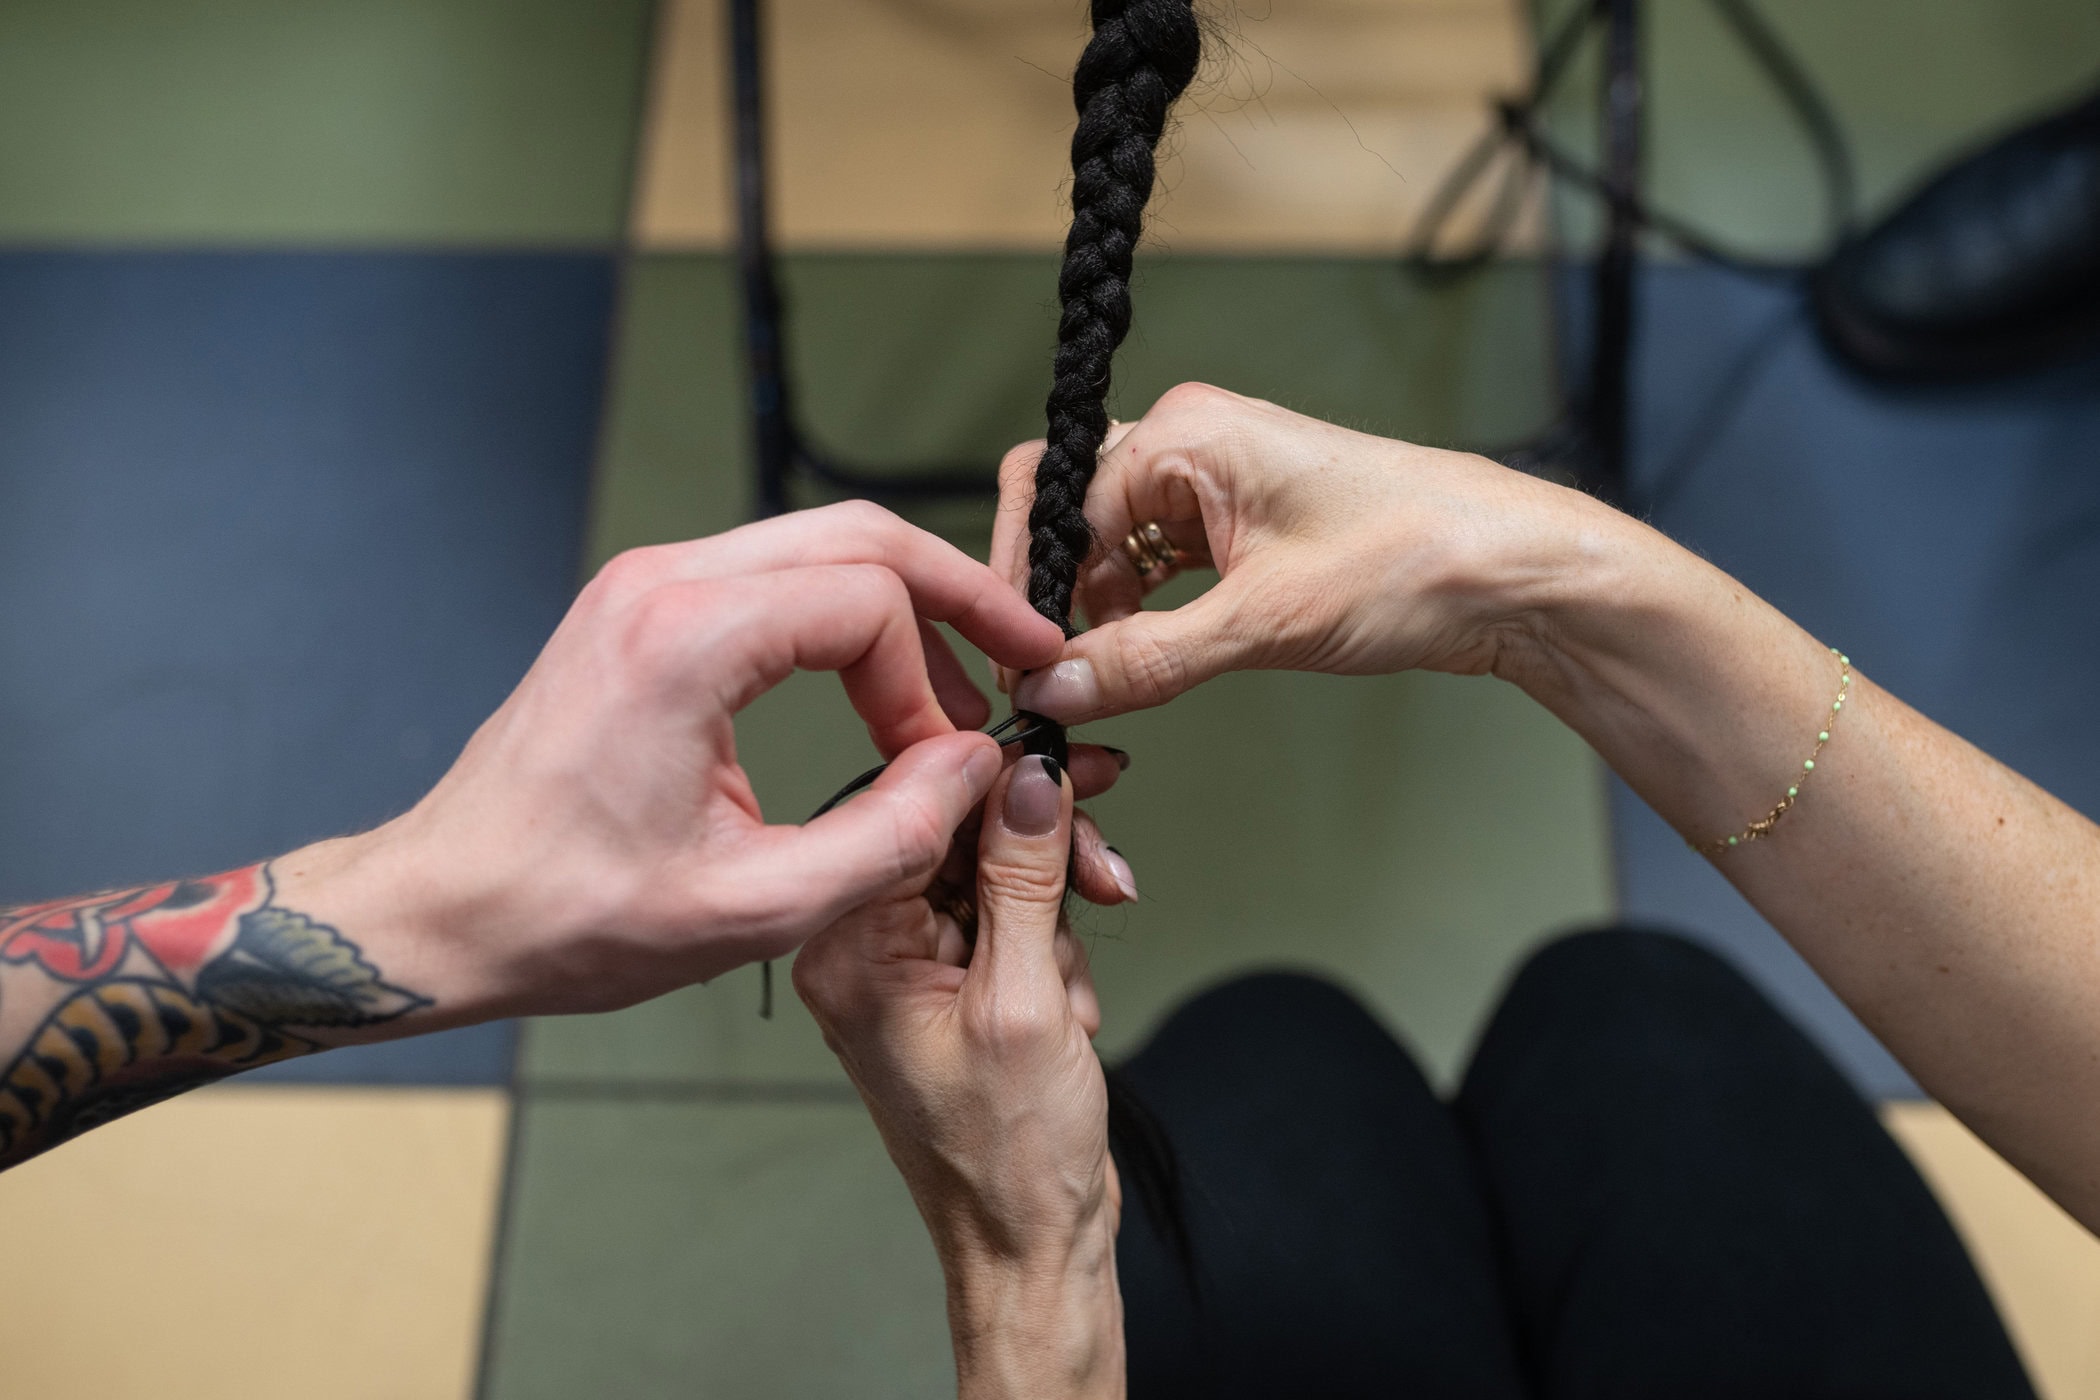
[1692,647,1851,857]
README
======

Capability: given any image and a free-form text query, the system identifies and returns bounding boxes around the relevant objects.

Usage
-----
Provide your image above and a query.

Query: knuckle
[965,992,1061,1055]
[975,855,1068,909]
[613,585,691,679]
[587,544,669,605]
[835,561,911,612]
[614,580,723,686]
[1155,380,1234,418]
[1111,623,1189,708]
[820,498,898,540]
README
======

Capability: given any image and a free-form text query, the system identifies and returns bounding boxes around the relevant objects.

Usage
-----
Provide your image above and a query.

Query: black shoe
[1813,87,2100,382]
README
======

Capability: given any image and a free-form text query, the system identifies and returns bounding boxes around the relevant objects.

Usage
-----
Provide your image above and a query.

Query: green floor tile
[483,1100,952,1400]
[0,0,651,245]
[525,660,1611,1092]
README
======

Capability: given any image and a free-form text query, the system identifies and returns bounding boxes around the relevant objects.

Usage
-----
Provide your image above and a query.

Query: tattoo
[0,864,428,1167]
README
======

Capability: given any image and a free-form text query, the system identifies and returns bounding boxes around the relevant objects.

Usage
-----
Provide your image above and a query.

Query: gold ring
[1122,521,1183,581]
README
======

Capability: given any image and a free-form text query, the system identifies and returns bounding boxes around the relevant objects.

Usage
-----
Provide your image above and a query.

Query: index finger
[617,500,1065,672]
[683,564,952,756]
[1068,411,1216,630]
[990,439,1045,602]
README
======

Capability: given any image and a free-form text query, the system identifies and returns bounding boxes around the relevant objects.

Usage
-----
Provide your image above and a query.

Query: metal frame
[727,0,996,516]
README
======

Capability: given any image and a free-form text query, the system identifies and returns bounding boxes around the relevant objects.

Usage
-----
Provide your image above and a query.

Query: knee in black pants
[1117,971,1528,1400]
[1457,927,2033,1400]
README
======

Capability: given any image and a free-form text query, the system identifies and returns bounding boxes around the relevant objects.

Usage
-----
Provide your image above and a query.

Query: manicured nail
[1013,659,1100,720]
[1002,754,1064,836]
[1101,746,1132,772]
[1104,846,1139,902]
[962,744,1003,803]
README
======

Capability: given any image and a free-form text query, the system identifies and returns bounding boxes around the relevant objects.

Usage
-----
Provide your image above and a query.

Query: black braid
[1027,0,1202,635]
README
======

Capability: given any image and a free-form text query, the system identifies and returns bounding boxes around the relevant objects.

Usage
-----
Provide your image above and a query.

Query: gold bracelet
[1692,647,1851,857]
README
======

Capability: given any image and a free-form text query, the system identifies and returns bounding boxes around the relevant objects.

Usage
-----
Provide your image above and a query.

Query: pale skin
[810,381,2100,1397]
[0,501,1137,1169]
[797,755,1124,1400]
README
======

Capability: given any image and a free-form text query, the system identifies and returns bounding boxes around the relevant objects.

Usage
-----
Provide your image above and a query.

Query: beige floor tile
[0,1085,509,1400]
[1886,1102,2100,1400]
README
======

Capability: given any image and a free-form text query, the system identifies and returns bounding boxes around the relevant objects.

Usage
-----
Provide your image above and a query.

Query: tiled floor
[484,1098,952,1400]
[0,1086,508,1400]
[1886,1104,2100,1400]
[3,3,2100,1396]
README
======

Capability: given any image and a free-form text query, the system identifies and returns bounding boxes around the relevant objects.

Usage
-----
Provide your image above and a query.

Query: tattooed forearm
[0,864,428,1168]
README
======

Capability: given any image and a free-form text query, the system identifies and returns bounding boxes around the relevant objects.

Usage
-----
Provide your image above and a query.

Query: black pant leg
[1455,928,2035,1400]
[1115,971,1530,1400]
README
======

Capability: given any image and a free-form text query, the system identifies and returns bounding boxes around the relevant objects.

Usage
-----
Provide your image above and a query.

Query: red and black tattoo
[0,864,427,1167]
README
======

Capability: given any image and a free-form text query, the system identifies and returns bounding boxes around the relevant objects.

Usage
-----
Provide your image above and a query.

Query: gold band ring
[1122,521,1183,581]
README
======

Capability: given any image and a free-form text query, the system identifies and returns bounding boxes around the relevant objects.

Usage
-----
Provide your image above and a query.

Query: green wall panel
[582,251,1561,566]
[0,0,652,245]
[1535,0,2100,256]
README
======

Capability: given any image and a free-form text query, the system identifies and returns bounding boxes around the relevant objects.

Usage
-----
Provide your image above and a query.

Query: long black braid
[1030,0,1205,1294]
[793,0,1203,1286]
[1026,0,1203,634]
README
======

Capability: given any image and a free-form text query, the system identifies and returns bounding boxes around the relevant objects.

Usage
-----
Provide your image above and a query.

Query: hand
[795,754,1125,1400]
[989,382,1627,722]
[351,501,1076,1016]
[0,501,1144,1167]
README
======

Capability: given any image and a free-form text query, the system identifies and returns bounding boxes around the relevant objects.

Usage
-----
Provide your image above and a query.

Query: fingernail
[1104,845,1140,902]
[1101,746,1132,772]
[1013,659,1099,720]
[1002,754,1064,837]
[962,744,1003,803]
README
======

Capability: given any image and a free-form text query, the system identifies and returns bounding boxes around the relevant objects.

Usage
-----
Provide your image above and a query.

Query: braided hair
[1025,0,1204,1291]
[1027,0,1203,635]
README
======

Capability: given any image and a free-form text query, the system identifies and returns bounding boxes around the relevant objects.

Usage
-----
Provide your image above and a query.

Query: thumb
[1010,588,1239,724]
[782,732,1004,931]
[969,753,1072,1000]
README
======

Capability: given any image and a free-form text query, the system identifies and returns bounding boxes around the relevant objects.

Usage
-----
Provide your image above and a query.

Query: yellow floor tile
[0,1085,509,1400]
[1886,1102,2100,1400]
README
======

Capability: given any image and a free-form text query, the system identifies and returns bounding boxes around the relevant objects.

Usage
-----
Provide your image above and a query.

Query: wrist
[1485,498,1842,838]
[1471,479,1655,691]
[944,1220,1125,1400]
[267,818,501,1036]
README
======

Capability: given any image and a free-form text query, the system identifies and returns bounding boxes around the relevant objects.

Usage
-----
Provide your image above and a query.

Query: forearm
[0,820,487,1169]
[944,1226,1126,1400]
[1504,509,2100,1227]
